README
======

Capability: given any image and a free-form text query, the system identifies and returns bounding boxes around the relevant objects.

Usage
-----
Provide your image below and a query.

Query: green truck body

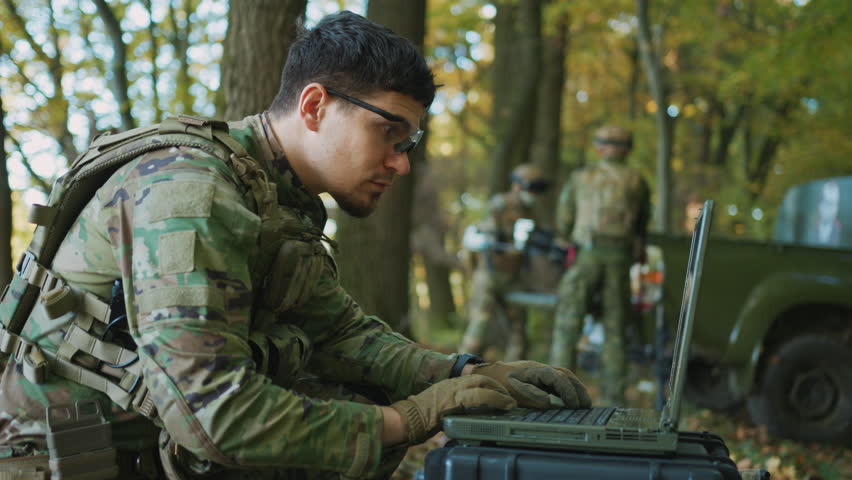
[650,176,852,444]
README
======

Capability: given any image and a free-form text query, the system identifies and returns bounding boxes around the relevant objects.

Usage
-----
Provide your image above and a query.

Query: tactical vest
[0,115,325,421]
[571,162,644,246]
[476,190,538,274]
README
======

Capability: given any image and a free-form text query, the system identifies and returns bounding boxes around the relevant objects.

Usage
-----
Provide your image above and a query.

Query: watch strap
[449,353,484,378]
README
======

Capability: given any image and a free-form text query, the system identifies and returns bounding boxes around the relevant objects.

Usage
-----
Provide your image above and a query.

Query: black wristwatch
[449,353,484,378]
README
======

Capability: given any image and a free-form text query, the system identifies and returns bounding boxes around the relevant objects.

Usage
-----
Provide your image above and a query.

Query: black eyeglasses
[325,87,424,154]
[593,138,632,148]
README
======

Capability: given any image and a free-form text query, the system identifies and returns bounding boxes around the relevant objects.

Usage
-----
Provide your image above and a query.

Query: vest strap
[46,350,140,412]
[27,204,58,226]
[0,328,48,384]
[59,324,139,372]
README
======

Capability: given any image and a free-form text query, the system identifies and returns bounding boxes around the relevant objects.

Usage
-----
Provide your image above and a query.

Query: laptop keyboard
[513,407,617,426]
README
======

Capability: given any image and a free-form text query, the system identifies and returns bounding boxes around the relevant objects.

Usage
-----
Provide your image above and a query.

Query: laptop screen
[659,200,714,430]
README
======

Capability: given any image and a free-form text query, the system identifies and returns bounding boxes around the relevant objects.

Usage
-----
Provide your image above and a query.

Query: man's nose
[385,151,410,175]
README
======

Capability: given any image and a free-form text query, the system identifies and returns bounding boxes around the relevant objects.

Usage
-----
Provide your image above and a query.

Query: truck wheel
[684,358,742,411]
[748,334,852,444]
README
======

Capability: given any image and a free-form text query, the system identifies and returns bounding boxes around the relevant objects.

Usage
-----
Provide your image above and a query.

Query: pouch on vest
[248,323,312,388]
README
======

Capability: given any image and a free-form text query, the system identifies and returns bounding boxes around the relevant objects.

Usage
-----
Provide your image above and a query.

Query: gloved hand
[390,375,517,446]
[470,361,592,409]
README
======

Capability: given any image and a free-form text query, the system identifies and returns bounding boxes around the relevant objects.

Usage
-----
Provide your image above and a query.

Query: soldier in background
[550,125,651,405]
[459,163,552,361]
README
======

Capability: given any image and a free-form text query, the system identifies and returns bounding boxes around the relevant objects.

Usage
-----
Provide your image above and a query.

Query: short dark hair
[270,11,436,113]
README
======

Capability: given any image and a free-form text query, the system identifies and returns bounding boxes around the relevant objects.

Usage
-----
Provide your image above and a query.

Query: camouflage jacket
[0,114,456,477]
[556,159,650,251]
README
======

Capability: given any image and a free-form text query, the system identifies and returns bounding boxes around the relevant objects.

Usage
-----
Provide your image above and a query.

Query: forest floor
[396,325,852,480]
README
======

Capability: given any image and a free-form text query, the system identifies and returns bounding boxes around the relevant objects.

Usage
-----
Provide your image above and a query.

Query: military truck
[649,176,852,444]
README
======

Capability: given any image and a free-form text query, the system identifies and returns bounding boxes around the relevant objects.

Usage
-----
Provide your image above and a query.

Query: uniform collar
[261,111,285,160]
[242,113,327,228]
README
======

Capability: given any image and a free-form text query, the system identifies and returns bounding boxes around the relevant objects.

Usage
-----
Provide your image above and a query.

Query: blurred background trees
[1,0,851,322]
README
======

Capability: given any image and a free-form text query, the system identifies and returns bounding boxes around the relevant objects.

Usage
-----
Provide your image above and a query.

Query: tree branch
[6,132,53,195]
[1,0,51,64]
[0,43,50,100]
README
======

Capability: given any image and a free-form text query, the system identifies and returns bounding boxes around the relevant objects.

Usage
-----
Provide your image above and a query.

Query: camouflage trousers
[550,248,632,405]
[459,268,528,361]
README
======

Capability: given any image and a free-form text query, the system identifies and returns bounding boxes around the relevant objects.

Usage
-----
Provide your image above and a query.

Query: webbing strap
[228,154,278,220]
[58,324,140,373]
[0,325,155,418]
[46,287,112,324]
[20,257,60,294]
[45,350,138,411]
[0,328,48,383]
[18,256,112,323]
[26,204,58,226]
[89,124,159,151]
[211,129,250,159]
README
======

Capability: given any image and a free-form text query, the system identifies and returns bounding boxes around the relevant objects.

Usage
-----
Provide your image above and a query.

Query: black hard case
[421,431,741,480]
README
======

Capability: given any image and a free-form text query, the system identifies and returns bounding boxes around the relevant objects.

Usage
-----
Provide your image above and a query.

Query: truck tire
[748,334,852,444]
[684,358,742,411]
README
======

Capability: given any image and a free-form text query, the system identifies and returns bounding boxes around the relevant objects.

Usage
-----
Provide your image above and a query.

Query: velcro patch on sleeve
[159,230,196,275]
[137,286,224,314]
[147,181,216,222]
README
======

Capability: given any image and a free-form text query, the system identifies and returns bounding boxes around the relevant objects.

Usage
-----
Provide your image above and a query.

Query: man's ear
[298,83,329,132]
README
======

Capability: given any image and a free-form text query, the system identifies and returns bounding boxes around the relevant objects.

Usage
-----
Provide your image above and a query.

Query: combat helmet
[510,163,550,194]
[593,125,633,159]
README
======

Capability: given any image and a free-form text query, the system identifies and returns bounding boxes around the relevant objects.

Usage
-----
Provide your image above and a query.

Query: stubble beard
[334,191,382,218]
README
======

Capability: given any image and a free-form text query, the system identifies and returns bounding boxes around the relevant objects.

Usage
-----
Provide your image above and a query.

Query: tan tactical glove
[470,361,592,409]
[390,375,517,446]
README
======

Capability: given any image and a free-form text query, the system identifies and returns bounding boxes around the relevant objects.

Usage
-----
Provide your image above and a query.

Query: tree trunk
[488,1,516,195]
[530,8,569,228]
[222,0,307,120]
[636,0,672,233]
[334,0,427,336]
[489,0,543,196]
[93,0,135,131]
[142,0,163,122]
[0,90,11,289]
[627,38,641,120]
[169,0,196,114]
[714,101,748,167]
[412,162,457,330]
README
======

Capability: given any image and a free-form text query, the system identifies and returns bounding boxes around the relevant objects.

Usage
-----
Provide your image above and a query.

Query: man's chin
[335,194,380,218]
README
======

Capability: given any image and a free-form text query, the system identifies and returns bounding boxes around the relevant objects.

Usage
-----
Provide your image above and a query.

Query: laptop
[443,200,715,455]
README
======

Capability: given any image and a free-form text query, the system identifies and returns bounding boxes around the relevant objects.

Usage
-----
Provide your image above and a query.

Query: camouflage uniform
[460,166,551,361]
[0,114,457,479]
[550,127,650,405]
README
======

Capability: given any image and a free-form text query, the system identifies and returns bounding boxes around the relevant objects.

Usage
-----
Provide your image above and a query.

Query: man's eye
[383,124,404,141]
